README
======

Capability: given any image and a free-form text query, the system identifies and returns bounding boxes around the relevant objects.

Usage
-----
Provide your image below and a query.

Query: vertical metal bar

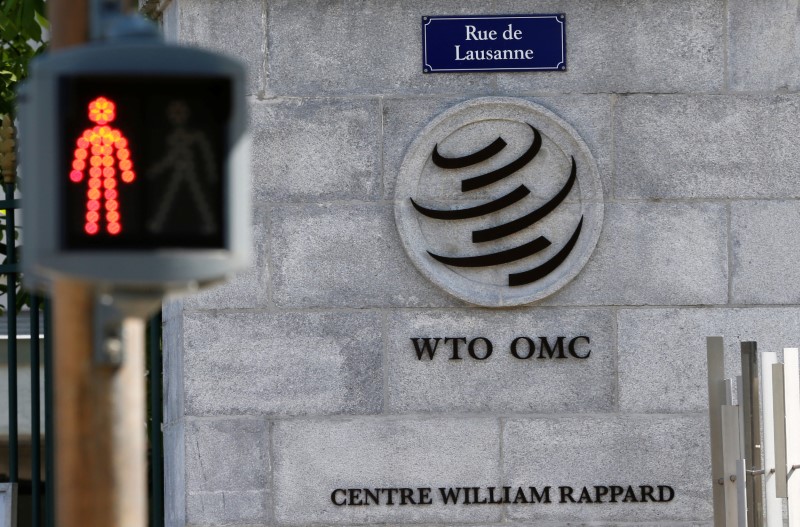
[722,405,742,527]
[759,352,780,527]
[148,312,164,527]
[5,182,18,484]
[708,336,727,527]
[31,294,42,527]
[740,342,763,527]
[783,348,800,527]
[772,363,787,498]
[737,460,749,527]
[43,297,55,527]
[738,375,746,459]
[724,378,734,406]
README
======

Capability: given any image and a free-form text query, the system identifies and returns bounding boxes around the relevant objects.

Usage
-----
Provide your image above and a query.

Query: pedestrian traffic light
[19,40,250,290]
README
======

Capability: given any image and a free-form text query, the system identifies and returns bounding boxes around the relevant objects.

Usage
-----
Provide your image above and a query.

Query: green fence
[1,180,164,526]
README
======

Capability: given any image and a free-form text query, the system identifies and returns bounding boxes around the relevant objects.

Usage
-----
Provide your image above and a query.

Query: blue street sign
[422,14,567,73]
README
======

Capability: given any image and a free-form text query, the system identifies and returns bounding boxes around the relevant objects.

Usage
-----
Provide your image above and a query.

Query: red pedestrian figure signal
[70,96,136,236]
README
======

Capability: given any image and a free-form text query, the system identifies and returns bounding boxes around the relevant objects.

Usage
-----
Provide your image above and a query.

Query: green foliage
[0,0,47,313]
[0,0,49,117]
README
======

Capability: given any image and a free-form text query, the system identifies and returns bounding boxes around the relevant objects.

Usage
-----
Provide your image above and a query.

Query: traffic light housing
[20,40,250,290]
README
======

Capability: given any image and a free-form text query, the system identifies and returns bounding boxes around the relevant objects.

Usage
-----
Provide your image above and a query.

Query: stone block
[251,99,382,202]
[185,418,269,492]
[267,0,496,96]
[270,203,459,308]
[186,490,269,526]
[183,310,383,416]
[503,524,709,527]
[732,201,800,304]
[503,415,711,522]
[382,95,613,200]
[382,97,464,200]
[728,0,800,91]
[177,0,264,95]
[272,417,502,524]
[618,308,800,413]
[267,0,722,96]
[386,308,615,413]
[543,203,727,306]
[491,0,724,94]
[615,95,800,199]
[183,206,270,310]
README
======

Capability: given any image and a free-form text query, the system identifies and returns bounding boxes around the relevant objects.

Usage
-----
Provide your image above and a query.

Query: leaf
[31,0,45,16]
[0,25,20,47]
[33,10,48,31]
[2,0,19,17]
[21,0,33,26]
[23,20,42,43]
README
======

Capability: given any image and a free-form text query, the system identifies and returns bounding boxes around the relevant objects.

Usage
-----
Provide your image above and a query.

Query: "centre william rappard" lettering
[332,484,675,506]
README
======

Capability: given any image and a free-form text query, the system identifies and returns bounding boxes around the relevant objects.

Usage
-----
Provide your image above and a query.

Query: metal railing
[2,176,164,526]
[1,178,54,527]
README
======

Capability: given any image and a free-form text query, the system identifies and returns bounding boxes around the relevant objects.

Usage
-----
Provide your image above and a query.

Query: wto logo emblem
[395,98,603,306]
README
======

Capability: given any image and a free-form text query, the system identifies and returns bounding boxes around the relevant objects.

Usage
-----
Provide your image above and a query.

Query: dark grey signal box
[19,40,251,291]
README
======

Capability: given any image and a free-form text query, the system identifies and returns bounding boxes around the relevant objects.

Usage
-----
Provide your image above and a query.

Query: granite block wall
[160,0,800,525]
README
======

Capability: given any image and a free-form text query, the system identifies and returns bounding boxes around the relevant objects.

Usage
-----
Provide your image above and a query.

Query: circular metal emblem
[395,97,604,306]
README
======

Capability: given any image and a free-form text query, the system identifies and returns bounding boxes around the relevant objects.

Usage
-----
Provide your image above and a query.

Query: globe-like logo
[394,98,604,306]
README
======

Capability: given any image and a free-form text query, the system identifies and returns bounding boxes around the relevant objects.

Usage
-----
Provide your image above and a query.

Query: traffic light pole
[23,3,248,523]
[49,2,148,526]
[52,281,148,527]
[50,0,89,50]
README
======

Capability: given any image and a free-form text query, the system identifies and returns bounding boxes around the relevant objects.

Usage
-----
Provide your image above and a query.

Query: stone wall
[161,0,800,525]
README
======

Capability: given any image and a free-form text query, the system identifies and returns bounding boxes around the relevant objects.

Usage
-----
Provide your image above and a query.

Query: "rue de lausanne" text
[455,24,535,61]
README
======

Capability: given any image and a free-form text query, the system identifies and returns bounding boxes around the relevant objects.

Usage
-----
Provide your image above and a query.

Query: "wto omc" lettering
[410,336,591,361]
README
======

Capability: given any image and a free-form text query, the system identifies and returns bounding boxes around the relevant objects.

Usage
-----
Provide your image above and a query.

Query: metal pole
[737,460,748,527]
[31,295,42,527]
[707,336,726,527]
[784,348,800,527]
[148,313,164,527]
[4,181,18,485]
[772,363,787,498]
[740,342,763,527]
[760,352,780,527]
[722,405,742,527]
[0,124,18,490]
[43,298,54,527]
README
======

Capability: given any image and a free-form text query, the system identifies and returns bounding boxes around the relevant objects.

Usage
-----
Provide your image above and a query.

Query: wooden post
[50,0,89,50]
[52,280,147,527]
